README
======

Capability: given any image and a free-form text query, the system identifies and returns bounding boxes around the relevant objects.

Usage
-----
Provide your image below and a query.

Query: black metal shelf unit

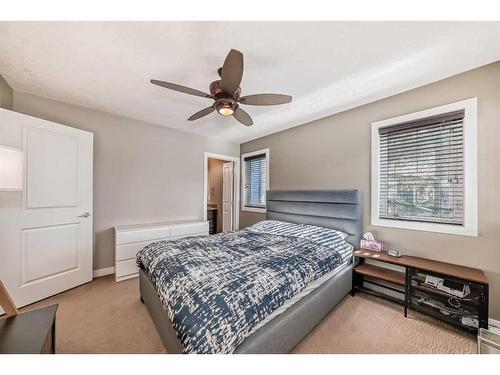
[406,268,488,333]
[353,250,489,334]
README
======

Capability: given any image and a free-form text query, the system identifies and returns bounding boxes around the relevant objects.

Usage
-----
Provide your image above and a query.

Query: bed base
[139,264,352,354]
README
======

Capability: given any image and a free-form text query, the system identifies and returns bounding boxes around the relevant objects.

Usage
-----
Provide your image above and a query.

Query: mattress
[253,256,351,332]
[137,220,353,353]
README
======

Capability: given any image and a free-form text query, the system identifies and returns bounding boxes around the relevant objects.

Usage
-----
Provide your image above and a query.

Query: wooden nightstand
[352,249,489,333]
[0,304,58,353]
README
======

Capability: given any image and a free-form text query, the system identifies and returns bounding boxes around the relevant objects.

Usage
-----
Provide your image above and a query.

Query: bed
[138,189,362,353]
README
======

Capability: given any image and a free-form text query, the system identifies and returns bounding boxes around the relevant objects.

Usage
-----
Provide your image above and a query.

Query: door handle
[78,212,91,218]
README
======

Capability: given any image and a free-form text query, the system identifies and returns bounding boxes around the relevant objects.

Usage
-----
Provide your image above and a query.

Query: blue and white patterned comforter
[136,220,352,353]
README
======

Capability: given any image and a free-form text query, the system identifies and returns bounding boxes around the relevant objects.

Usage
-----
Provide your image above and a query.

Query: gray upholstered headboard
[266,190,363,248]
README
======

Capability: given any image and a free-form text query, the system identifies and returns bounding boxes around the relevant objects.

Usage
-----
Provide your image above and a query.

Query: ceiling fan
[150,49,292,126]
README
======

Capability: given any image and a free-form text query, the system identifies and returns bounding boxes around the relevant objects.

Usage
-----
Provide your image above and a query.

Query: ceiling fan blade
[233,107,253,126]
[151,79,212,99]
[188,106,215,121]
[221,49,244,96]
[239,94,292,106]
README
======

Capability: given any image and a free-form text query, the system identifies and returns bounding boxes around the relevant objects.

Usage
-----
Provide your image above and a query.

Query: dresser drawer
[115,227,171,245]
[207,210,215,220]
[170,222,208,237]
[115,238,169,262]
[115,259,139,280]
[170,232,208,241]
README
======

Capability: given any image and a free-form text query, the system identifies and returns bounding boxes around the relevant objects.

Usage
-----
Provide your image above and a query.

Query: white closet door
[222,162,234,232]
[0,108,93,309]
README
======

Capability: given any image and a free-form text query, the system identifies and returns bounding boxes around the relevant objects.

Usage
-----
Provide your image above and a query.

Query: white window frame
[371,98,478,237]
[241,148,269,213]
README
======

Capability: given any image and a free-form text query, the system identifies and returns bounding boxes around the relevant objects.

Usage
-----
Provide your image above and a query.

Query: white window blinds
[244,153,267,208]
[378,109,465,225]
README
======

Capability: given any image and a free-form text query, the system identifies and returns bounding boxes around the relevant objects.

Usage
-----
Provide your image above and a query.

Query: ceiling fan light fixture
[218,107,234,117]
[151,48,292,126]
[216,101,236,117]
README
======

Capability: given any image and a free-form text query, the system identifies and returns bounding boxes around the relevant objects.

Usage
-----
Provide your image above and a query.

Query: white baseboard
[489,318,500,334]
[93,266,115,278]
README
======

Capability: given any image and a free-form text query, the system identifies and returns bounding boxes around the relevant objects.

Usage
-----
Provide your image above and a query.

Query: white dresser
[114,220,209,282]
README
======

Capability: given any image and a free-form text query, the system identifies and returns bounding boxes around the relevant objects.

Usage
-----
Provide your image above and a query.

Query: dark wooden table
[0,304,58,353]
[353,249,489,333]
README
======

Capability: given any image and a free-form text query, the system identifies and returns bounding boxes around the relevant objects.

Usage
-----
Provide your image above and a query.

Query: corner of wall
[0,75,14,110]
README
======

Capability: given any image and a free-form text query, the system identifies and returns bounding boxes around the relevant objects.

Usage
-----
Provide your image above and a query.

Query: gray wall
[0,75,13,109]
[240,61,500,319]
[12,91,239,271]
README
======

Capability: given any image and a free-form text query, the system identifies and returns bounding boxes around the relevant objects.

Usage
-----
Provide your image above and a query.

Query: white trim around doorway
[203,152,240,231]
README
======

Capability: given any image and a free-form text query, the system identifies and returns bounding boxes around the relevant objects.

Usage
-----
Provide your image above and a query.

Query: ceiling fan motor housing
[210,80,241,100]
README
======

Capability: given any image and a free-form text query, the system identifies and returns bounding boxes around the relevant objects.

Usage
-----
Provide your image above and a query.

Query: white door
[222,162,234,232]
[0,108,93,310]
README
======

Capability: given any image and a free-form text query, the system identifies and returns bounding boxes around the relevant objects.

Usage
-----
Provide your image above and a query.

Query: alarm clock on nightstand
[387,248,401,257]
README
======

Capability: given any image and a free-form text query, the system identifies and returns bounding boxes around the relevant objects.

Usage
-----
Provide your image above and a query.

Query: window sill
[242,206,267,214]
[371,218,478,237]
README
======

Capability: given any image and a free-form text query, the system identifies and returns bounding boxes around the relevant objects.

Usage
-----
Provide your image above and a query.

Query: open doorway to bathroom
[203,153,240,234]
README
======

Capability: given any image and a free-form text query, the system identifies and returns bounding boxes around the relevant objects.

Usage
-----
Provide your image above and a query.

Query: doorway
[204,152,240,234]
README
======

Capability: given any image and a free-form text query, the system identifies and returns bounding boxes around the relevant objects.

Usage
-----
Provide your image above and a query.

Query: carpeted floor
[18,275,476,354]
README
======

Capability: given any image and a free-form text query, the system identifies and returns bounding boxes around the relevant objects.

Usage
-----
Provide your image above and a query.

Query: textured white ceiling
[1,22,500,144]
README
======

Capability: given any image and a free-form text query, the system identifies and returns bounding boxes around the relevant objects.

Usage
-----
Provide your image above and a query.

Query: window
[242,148,269,212]
[371,98,477,236]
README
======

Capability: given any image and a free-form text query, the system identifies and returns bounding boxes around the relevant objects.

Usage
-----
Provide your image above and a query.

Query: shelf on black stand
[409,300,478,333]
[411,282,481,308]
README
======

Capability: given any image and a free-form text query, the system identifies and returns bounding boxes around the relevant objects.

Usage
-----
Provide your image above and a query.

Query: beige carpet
[19,275,476,354]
